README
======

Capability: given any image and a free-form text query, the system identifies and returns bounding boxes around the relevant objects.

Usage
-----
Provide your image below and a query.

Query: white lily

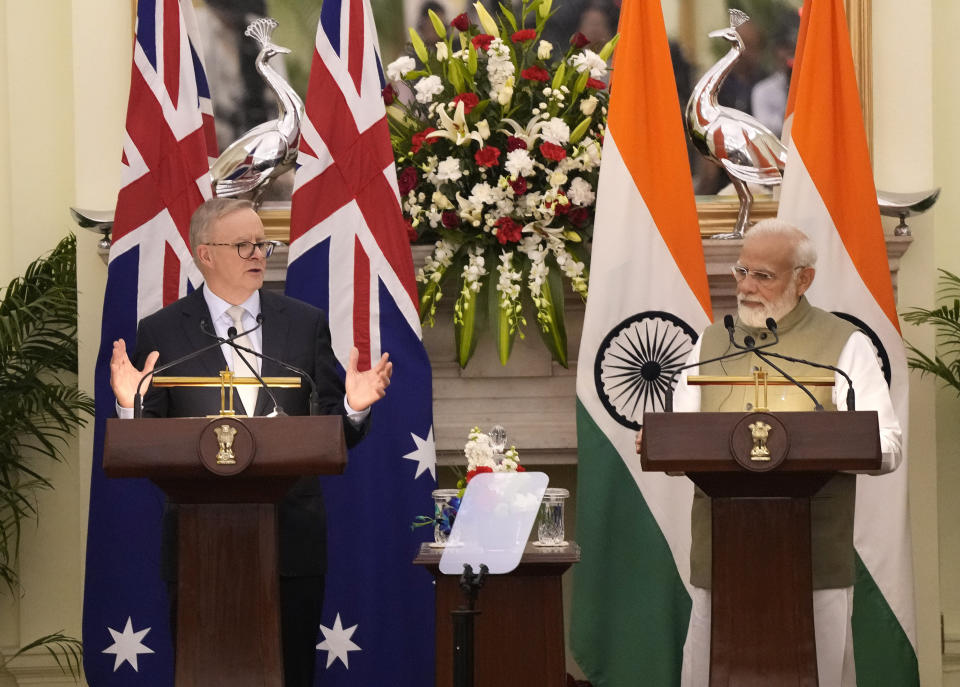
[427,101,485,147]
[498,114,561,148]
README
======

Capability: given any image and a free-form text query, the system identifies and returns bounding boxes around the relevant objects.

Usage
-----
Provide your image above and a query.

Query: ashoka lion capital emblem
[214,424,239,465]
[748,421,772,461]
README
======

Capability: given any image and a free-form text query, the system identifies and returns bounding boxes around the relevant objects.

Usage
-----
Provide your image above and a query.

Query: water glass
[536,488,569,546]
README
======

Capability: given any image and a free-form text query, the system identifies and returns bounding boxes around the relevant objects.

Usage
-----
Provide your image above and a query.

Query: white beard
[737,279,800,329]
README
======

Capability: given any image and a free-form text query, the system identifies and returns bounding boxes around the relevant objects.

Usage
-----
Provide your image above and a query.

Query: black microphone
[132,317,263,418]
[728,317,824,411]
[201,316,283,416]
[663,317,780,412]
[203,316,322,416]
[751,318,857,411]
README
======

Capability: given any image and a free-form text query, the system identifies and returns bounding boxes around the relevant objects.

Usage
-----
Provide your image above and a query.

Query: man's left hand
[345,347,392,412]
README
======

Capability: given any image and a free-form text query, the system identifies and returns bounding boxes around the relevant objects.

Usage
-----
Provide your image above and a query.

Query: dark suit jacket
[132,286,369,578]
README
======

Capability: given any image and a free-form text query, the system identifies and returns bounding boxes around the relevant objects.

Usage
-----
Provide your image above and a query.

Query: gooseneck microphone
[663,315,781,412]
[202,316,323,416]
[747,318,857,411]
[132,317,264,418]
[199,316,283,416]
[725,316,824,411]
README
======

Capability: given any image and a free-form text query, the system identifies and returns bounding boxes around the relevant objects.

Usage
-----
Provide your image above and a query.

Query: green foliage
[0,233,93,679]
[902,268,960,396]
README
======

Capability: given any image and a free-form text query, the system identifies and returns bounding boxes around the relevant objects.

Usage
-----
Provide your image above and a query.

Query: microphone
[749,318,857,411]
[728,317,824,411]
[200,316,283,416]
[203,316,323,416]
[663,317,780,412]
[132,317,264,418]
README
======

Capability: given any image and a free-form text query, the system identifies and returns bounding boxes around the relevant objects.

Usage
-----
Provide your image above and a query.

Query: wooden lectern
[103,415,347,687]
[641,410,881,687]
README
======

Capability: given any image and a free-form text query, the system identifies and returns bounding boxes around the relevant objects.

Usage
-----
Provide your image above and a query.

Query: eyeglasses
[204,240,278,259]
[731,264,805,284]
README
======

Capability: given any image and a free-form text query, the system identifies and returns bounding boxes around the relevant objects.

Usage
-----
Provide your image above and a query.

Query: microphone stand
[205,318,283,416]
[133,319,264,418]
[201,318,322,416]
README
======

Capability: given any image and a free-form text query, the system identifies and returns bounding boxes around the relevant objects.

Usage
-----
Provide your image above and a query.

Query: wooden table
[413,541,580,687]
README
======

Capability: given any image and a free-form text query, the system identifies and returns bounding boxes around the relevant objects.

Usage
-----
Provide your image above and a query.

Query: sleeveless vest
[690,297,859,589]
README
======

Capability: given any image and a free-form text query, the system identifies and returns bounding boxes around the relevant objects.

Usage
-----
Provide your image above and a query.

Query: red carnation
[495,216,523,245]
[451,13,469,31]
[406,222,419,242]
[474,146,502,168]
[382,84,396,105]
[586,77,607,90]
[511,29,537,43]
[570,32,590,48]
[539,141,567,162]
[471,33,495,51]
[506,136,528,152]
[397,166,418,195]
[516,465,526,472]
[509,177,528,196]
[521,65,550,82]
[451,92,480,114]
[411,127,437,153]
[442,210,460,228]
[569,207,589,226]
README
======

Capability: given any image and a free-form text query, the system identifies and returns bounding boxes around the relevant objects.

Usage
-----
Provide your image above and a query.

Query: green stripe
[852,553,919,685]
[571,399,691,686]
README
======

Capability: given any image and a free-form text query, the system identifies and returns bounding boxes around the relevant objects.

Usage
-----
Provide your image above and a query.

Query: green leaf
[569,116,592,144]
[453,262,490,368]
[488,252,517,365]
[409,28,429,64]
[499,3,519,33]
[533,257,569,367]
[598,34,620,61]
[551,62,566,90]
[428,9,447,39]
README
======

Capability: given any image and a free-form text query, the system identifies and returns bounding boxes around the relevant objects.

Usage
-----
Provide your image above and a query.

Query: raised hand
[344,347,392,412]
[110,339,159,409]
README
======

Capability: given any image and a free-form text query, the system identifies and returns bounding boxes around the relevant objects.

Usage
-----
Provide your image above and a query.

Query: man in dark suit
[109,197,392,687]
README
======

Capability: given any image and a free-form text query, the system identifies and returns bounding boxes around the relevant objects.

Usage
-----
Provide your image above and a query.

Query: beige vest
[690,297,859,589]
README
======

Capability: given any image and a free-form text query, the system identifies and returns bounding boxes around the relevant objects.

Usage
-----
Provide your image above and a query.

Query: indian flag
[777,0,919,682]
[570,0,712,682]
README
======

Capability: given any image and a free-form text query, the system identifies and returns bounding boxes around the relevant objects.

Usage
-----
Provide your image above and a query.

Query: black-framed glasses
[204,240,278,259]
[731,264,805,284]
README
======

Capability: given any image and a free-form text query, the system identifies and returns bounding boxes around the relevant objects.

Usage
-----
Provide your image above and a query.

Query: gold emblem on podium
[748,421,772,461]
[214,424,239,465]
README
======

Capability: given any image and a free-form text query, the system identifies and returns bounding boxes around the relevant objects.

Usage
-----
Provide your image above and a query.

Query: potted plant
[0,234,93,679]
[902,268,960,394]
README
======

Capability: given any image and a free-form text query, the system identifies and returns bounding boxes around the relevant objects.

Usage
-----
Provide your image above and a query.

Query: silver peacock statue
[209,17,304,207]
[685,9,787,239]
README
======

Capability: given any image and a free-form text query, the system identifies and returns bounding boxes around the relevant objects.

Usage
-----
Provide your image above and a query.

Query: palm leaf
[903,269,960,396]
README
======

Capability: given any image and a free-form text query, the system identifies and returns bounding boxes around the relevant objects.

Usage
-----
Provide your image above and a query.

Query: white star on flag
[316,613,361,669]
[102,617,154,672]
[403,426,437,480]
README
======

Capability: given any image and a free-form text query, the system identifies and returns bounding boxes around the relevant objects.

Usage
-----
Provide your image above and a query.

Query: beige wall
[1,0,957,685]
[0,1,126,684]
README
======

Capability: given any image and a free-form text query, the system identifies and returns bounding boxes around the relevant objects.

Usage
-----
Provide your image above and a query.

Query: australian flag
[81,1,216,684]
[287,0,437,683]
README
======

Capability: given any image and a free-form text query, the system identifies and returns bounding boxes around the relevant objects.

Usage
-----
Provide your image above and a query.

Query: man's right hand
[110,339,159,409]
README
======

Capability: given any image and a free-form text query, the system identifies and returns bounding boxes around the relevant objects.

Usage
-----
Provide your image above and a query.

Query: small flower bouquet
[385,0,617,368]
[414,425,525,543]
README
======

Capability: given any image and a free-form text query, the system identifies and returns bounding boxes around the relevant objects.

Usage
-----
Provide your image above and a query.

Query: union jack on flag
[286,0,437,683]
[83,0,216,684]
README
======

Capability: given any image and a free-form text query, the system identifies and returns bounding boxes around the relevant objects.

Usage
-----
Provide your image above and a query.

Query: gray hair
[189,198,256,256]
[745,218,817,268]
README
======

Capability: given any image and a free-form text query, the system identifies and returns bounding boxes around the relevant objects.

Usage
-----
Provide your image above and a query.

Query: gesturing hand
[345,347,393,412]
[109,339,159,409]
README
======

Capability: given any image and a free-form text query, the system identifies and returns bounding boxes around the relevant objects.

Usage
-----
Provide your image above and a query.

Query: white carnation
[414,75,444,103]
[567,177,596,206]
[436,157,463,181]
[386,55,415,81]
[537,40,553,60]
[504,149,535,178]
[540,118,571,146]
[580,94,598,116]
[569,49,608,78]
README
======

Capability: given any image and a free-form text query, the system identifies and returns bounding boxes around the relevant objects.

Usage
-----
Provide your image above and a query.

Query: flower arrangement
[413,425,525,542]
[385,0,617,368]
